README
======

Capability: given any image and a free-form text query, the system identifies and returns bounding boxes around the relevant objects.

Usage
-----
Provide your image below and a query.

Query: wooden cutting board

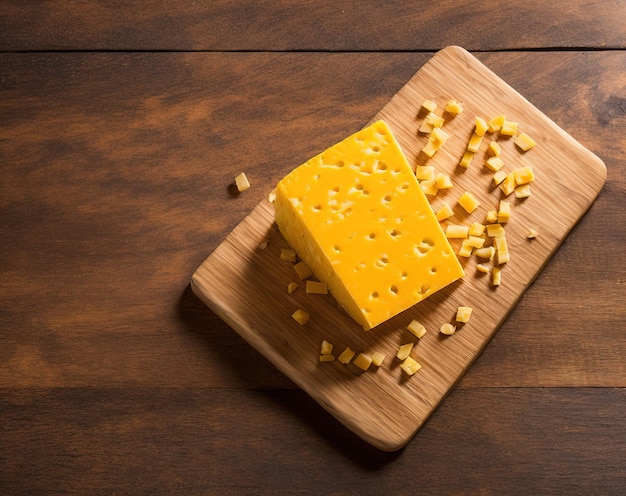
[191,46,606,451]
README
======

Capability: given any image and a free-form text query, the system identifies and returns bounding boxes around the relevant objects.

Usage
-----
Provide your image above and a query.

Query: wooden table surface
[1,2,624,494]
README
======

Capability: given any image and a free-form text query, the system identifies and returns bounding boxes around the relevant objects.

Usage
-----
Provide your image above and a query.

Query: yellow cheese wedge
[273,120,464,330]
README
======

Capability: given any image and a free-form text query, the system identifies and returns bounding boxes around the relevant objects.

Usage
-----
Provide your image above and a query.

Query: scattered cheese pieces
[422,127,450,157]
[499,173,517,196]
[445,100,464,114]
[476,263,490,274]
[234,172,251,192]
[515,132,536,151]
[294,261,312,280]
[486,210,498,223]
[338,347,355,365]
[493,171,508,186]
[488,115,506,133]
[415,165,435,181]
[407,320,427,339]
[422,99,437,113]
[469,222,486,237]
[321,340,333,355]
[371,351,386,367]
[487,141,501,157]
[400,356,422,376]
[458,240,474,257]
[280,248,297,262]
[467,133,483,153]
[515,184,532,198]
[498,201,511,223]
[456,306,473,323]
[287,282,298,294]
[459,150,474,168]
[458,191,481,214]
[396,343,414,361]
[306,280,328,295]
[446,224,470,239]
[495,235,510,265]
[527,228,539,239]
[475,246,496,259]
[500,120,518,136]
[436,202,454,221]
[475,117,488,137]
[486,223,505,238]
[319,354,336,362]
[292,309,310,325]
[492,266,502,286]
[435,172,454,190]
[485,156,504,172]
[512,165,535,185]
[353,353,373,371]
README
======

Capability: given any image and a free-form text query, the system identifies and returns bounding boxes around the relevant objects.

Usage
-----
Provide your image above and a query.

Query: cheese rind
[273,120,464,330]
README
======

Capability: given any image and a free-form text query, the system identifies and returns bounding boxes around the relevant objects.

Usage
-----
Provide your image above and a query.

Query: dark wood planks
[1,1,625,52]
[1,387,625,494]
[1,51,624,391]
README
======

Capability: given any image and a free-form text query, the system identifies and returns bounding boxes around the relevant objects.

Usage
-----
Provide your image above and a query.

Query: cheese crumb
[280,248,297,262]
[353,353,373,371]
[440,323,456,336]
[321,340,333,355]
[446,224,470,239]
[515,184,532,198]
[456,306,473,323]
[338,347,356,365]
[458,191,480,214]
[319,354,336,362]
[475,117,488,137]
[488,115,506,133]
[485,156,504,172]
[459,150,474,168]
[407,320,427,339]
[306,280,328,295]
[436,202,454,221]
[422,99,437,113]
[467,133,483,153]
[527,228,539,239]
[400,356,422,376]
[396,343,414,361]
[445,100,464,114]
[234,172,251,192]
[292,309,310,325]
[476,263,490,274]
[500,120,519,136]
[371,351,386,367]
[287,282,298,294]
[487,141,501,157]
[294,261,312,280]
[497,201,511,224]
[415,165,435,181]
[499,173,516,196]
[515,132,536,151]
[492,267,502,286]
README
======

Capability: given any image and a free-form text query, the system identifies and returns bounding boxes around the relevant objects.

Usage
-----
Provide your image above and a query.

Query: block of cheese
[273,120,464,330]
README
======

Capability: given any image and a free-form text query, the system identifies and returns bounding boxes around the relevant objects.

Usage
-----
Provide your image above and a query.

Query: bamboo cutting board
[191,46,606,451]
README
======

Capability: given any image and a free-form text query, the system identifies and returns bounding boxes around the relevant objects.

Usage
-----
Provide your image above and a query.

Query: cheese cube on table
[273,120,464,330]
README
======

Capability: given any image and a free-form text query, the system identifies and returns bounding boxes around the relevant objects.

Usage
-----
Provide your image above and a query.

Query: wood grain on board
[191,47,606,450]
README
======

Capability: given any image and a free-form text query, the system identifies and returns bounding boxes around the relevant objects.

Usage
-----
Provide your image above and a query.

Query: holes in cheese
[273,120,463,330]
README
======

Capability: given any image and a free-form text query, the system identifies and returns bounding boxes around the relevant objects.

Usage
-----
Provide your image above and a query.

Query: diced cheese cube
[446,224,470,239]
[458,191,480,214]
[292,309,310,325]
[371,351,386,367]
[485,156,505,172]
[476,263,490,274]
[487,141,501,157]
[493,171,508,186]
[280,248,297,262]
[527,228,539,239]
[427,113,445,129]
[321,340,334,355]
[512,165,535,185]
[515,184,532,198]
[456,306,473,323]
[396,343,414,361]
[294,261,312,280]
[475,246,496,259]
[287,282,299,294]
[273,120,464,330]
[306,280,328,294]
[486,223,506,238]
[435,202,454,222]
[458,240,474,257]
[499,173,517,196]
[421,138,439,158]
[319,354,336,362]
[234,172,251,192]
[422,99,437,113]
[445,100,464,115]
[469,222,486,237]
[475,117,488,137]
[459,150,474,168]
[338,347,355,365]
[420,179,438,196]
[400,356,422,376]
[466,236,485,248]
[435,172,453,190]
[353,353,373,371]
[500,120,519,136]
[495,235,509,265]
[419,120,434,134]
[488,115,506,133]
[467,133,483,153]
[431,127,450,145]
[407,319,427,339]
[497,200,511,223]
[515,132,536,151]
[486,210,498,223]
[415,165,435,181]
[492,266,502,286]
[439,323,456,336]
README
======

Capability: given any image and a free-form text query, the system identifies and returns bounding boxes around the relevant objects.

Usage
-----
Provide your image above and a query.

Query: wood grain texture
[1,387,625,495]
[1,0,625,51]
[191,47,606,450]
[1,51,624,392]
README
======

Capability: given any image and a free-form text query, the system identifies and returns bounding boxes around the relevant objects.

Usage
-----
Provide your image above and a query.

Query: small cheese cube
[407,320,427,339]
[431,127,450,144]
[467,133,483,153]
[446,224,470,239]
[445,100,464,114]
[485,156,505,172]
[294,261,312,280]
[513,165,535,185]
[495,235,509,264]
[419,120,434,134]
[422,99,437,113]
[459,150,474,168]
[371,351,386,367]
[400,356,422,376]
[485,210,498,223]
[306,280,328,294]
[292,309,310,325]
[234,172,251,192]
[515,132,536,151]
[492,266,502,286]
[280,248,297,262]
[498,201,511,223]
[420,179,438,196]
[475,117,488,137]
[287,282,299,294]
[527,228,539,239]
[469,222,486,237]
[338,347,355,365]
[436,202,454,222]
[319,354,336,362]
[476,263,490,274]
[487,141,501,157]
[440,323,456,336]
[499,173,517,196]
[515,184,532,199]
[456,306,473,323]
[466,236,485,248]
[321,340,334,355]
[500,120,518,136]
[435,173,454,190]
[458,240,474,257]
[486,223,506,238]
[353,353,373,371]
[427,113,445,129]
[458,191,480,214]
[268,190,276,203]
[493,171,508,186]
[488,115,506,133]
[415,165,435,181]
[475,246,496,259]
[396,343,414,361]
